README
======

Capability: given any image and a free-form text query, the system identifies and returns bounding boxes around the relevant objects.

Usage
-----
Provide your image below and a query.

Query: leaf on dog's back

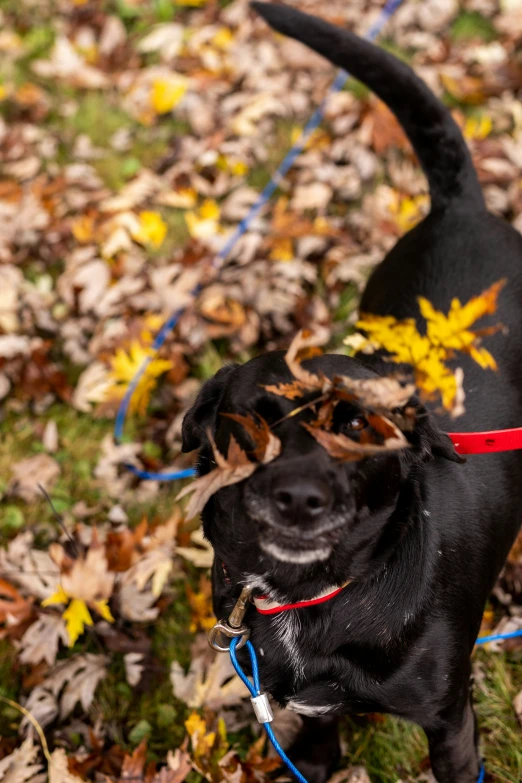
[221,412,281,463]
[176,434,256,520]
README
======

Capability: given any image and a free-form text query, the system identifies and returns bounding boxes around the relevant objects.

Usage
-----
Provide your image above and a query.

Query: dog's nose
[272,477,330,524]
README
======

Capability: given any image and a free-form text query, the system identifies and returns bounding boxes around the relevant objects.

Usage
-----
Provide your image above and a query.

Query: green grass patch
[451,12,497,43]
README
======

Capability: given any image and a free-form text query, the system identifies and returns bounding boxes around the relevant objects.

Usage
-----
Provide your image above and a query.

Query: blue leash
[229,637,308,783]
[229,634,503,783]
[114,0,404,481]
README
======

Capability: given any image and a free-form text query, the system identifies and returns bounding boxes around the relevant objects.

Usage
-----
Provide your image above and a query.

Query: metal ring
[208,621,250,652]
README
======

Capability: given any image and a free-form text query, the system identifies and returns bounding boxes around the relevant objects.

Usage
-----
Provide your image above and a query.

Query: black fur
[181,6,522,782]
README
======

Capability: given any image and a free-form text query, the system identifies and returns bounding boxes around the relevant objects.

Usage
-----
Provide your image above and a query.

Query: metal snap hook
[208,585,253,652]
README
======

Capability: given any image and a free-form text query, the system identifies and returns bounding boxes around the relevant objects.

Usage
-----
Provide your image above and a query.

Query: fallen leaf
[0,580,33,631]
[18,614,68,666]
[0,736,43,782]
[171,648,246,710]
[176,528,214,569]
[22,654,108,729]
[8,454,60,503]
[48,748,84,783]
[186,575,215,634]
[124,652,145,687]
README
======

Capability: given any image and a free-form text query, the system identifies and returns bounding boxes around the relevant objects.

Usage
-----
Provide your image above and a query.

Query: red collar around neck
[447,427,522,455]
[253,582,351,615]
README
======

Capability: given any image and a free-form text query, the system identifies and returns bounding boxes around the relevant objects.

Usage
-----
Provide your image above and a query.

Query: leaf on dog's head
[284,329,328,390]
[335,376,415,414]
[221,412,281,463]
[263,380,309,400]
[302,420,408,462]
[176,434,256,520]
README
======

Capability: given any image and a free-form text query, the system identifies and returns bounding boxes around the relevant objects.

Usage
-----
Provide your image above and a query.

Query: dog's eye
[344,415,368,431]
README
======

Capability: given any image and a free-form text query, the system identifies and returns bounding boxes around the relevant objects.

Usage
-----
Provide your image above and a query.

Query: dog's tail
[251,2,484,212]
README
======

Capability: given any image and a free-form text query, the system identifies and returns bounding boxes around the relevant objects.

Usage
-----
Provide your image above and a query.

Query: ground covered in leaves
[1,0,522,780]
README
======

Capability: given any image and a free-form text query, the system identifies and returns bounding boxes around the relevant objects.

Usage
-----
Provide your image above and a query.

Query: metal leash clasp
[208,585,252,652]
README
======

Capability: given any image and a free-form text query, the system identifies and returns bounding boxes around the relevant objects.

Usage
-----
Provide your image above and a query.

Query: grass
[450,12,497,43]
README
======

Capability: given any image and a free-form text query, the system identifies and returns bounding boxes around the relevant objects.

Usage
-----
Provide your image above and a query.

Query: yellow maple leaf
[0,85,7,101]
[63,599,93,646]
[464,115,492,141]
[186,712,216,759]
[131,211,167,248]
[150,76,188,114]
[185,199,221,240]
[105,341,173,416]
[349,280,505,413]
[43,589,114,647]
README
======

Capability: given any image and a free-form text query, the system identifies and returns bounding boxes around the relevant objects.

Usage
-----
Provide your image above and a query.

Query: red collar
[447,427,522,455]
[253,582,350,615]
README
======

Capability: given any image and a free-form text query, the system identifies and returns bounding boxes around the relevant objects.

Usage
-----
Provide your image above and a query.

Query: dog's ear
[181,364,239,453]
[413,406,466,464]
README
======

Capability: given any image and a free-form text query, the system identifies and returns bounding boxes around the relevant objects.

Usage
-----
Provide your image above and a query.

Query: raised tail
[251,2,484,212]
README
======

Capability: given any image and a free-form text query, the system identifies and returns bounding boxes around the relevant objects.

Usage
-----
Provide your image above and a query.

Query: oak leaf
[171,649,246,710]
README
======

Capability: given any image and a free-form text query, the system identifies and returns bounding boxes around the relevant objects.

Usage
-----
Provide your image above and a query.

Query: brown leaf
[285,329,328,390]
[369,99,411,155]
[263,380,309,400]
[302,421,407,462]
[335,375,415,414]
[176,434,257,519]
[221,412,281,463]
[8,454,61,503]
[0,579,34,629]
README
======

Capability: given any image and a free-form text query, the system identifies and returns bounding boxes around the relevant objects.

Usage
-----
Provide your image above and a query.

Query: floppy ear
[413,407,465,464]
[181,364,239,453]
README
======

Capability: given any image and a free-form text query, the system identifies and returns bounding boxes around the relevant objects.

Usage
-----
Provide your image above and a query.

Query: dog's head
[182,352,461,593]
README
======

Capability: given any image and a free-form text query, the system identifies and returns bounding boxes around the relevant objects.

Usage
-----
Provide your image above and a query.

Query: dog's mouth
[256,515,348,564]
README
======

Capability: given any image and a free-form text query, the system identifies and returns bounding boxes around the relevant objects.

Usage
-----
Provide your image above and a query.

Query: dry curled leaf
[176,429,280,520]
[302,421,407,461]
[221,412,281,463]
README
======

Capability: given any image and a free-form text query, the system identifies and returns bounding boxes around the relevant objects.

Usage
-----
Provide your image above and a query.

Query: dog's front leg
[423,693,480,783]
[284,714,340,783]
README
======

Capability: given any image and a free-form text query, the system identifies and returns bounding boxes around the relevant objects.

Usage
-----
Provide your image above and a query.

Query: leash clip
[208,585,252,652]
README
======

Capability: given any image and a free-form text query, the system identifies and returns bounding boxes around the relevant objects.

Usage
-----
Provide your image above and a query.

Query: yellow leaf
[389,193,429,234]
[42,584,68,607]
[185,712,216,760]
[269,237,294,262]
[0,85,9,101]
[63,599,93,647]
[440,73,486,105]
[105,341,173,415]
[71,215,95,244]
[212,27,234,49]
[351,280,505,413]
[150,76,188,114]
[464,115,492,141]
[131,211,167,248]
[93,599,115,623]
[185,199,221,240]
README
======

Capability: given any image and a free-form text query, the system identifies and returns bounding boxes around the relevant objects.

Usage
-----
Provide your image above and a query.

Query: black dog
[182,5,522,782]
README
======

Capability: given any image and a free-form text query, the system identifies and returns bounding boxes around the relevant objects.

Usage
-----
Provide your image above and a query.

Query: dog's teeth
[260,541,331,564]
